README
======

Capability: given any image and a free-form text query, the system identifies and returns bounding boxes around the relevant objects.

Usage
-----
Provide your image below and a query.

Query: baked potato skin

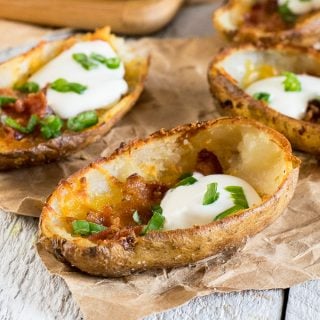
[213,0,320,47]
[39,118,300,277]
[0,27,149,170]
[208,45,320,154]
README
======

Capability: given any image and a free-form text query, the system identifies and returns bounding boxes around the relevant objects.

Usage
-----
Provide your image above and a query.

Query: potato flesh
[43,122,291,243]
[219,50,320,88]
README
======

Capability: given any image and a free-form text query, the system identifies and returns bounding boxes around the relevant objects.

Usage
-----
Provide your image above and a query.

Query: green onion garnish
[14,81,39,93]
[278,2,297,23]
[72,53,98,70]
[133,210,142,225]
[214,205,244,221]
[253,92,270,103]
[50,78,87,94]
[141,205,165,235]
[0,96,17,106]
[90,53,121,69]
[4,114,38,134]
[40,115,63,139]
[202,182,219,205]
[72,220,106,236]
[214,185,249,221]
[67,110,98,132]
[175,176,198,188]
[282,72,302,92]
[225,186,249,208]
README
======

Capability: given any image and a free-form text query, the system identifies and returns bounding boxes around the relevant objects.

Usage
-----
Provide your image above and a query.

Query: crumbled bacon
[303,100,320,124]
[195,149,223,176]
[82,149,223,243]
[244,0,289,32]
[3,91,48,117]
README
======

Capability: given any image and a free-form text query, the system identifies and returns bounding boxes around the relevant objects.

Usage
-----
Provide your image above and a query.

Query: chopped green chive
[141,205,165,235]
[214,205,244,221]
[175,176,198,188]
[133,210,142,225]
[14,81,40,93]
[40,115,63,139]
[67,110,98,132]
[105,57,121,69]
[4,114,38,134]
[282,72,302,92]
[179,172,192,180]
[278,2,297,23]
[90,53,121,69]
[50,78,87,94]
[202,182,219,205]
[72,53,98,70]
[72,220,106,236]
[0,96,17,106]
[225,186,249,208]
[253,92,270,103]
[213,185,249,221]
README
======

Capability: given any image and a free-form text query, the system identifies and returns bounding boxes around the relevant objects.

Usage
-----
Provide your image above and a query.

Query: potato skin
[208,45,320,154]
[213,0,320,48]
[39,117,300,277]
[0,27,149,170]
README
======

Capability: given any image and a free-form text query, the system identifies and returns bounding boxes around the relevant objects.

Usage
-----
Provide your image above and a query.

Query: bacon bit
[2,126,24,140]
[244,0,288,32]
[3,91,48,117]
[303,100,320,124]
[195,149,223,176]
[87,207,112,227]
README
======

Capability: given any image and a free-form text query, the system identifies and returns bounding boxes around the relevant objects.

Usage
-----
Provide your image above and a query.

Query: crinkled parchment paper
[2,33,320,319]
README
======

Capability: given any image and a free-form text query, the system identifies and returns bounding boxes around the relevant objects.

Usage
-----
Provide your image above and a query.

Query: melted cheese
[29,40,128,119]
[278,0,320,15]
[161,173,261,230]
[245,74,320,119]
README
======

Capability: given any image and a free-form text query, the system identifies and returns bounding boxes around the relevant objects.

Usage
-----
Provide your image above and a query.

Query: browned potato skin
[208,44,320,154]
[0,28,149,170]
[213,0,320,47]
[39,118,300,277]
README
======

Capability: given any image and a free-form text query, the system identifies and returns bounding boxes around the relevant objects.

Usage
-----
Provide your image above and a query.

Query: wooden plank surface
[0,1,314,320]
[0,211,284,320]
[0,0,184,35]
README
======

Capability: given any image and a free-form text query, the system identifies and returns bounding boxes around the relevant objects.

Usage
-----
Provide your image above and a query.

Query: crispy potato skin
[39,117,300,277]
[0,27,149,170]
[213,0,320,47]
[208,44,320,154]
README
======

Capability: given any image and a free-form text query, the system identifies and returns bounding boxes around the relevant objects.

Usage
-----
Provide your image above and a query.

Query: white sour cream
[29,40,128,119]
[245,74,320,119]
[278,0,320,15]
[161,173,261,230]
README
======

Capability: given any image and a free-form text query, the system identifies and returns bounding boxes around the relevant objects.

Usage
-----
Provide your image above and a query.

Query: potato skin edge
[39,117,300,277]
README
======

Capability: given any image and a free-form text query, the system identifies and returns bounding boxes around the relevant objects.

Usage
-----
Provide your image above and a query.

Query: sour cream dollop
[278,0,320,15]
[245,74,320,119]
[161,173,261,230]
[29,40,128,119]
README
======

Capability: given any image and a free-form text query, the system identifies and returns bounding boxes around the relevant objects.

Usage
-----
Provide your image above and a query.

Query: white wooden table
[1,2,319,319]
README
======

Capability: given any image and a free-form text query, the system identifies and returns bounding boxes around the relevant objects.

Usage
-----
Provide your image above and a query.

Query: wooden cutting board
[0,0,184,35]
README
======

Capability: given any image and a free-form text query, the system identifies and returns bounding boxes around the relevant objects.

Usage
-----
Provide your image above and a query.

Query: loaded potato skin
[0,27,149,170]
[213,0,320,48]
[39,118,299,277]
[208,44,320,154]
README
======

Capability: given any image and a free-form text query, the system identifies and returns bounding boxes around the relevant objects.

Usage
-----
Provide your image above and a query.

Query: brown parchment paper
[33,37,320,319]
[0,35,225,217]
[2,33,320,319]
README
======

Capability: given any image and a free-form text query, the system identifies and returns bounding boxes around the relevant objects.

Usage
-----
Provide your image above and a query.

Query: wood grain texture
[286,281,320,320]
[0,210,284,320]
[0,0,184,35]
[0,2,313,320]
